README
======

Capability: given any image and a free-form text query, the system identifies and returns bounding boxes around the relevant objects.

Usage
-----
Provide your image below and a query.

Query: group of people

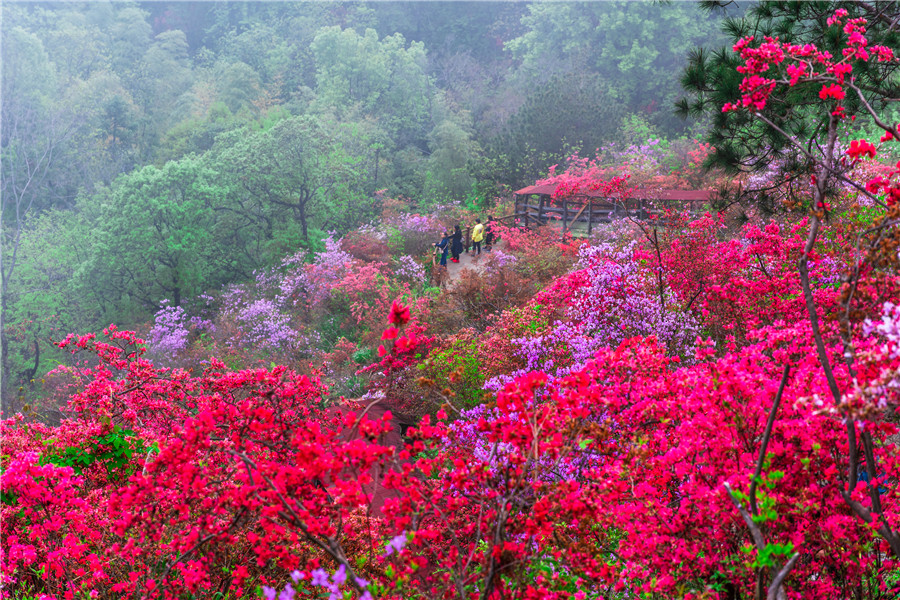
[433,217,495,268]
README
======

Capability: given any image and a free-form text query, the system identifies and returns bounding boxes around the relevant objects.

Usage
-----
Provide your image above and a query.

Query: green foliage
[213,115,375,244]
[80,155,231,316]
[310,26,431,146]
[424,98,482,201]
[41,425,157,482]
[157,102,245,163]
[419,338,486,409]
[318,309,357,350]
[507,1,728,135]
[2,209,101,398]
[494,72,625,186]
[352,347,375,365]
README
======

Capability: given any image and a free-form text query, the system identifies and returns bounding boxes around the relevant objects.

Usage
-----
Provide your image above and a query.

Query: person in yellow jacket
[471,218,484,255]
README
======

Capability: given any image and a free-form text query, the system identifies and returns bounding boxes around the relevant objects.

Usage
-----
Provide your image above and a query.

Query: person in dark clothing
[484,216,495,252]
[451,225,463,263]
[434,231,451,267]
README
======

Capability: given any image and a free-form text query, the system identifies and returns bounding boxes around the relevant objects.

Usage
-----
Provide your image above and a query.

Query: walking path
[437,241,511,284]
[445,248,484,280]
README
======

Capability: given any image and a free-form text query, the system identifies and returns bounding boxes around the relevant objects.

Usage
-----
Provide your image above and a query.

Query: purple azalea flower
[310,568,330,587]
[332,564,347,586]
[385,532,408,556]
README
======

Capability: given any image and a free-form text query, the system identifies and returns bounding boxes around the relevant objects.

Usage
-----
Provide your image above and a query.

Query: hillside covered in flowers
[3,3,900,600]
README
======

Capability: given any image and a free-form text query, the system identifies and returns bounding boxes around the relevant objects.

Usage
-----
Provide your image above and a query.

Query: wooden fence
[512,191,714,236]
[455,189,715,248]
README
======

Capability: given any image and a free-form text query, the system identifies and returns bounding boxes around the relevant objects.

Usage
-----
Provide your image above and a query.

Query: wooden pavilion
[512,184,718,234]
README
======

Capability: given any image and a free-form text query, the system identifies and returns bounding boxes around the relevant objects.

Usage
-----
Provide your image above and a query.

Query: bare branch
[766,553,799,600]
[749,365,790,516]
[724,482,766,551]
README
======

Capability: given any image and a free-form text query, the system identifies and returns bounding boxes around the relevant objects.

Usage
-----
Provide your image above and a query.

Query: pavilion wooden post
[587,197,594,235]
[537,194,545,224]
[568,201,589,235]
[562,198,568,236]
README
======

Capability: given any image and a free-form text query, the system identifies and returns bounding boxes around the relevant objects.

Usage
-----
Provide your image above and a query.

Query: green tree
[215,115,375,246]
[493,71,624,186]
[2,209,98,411]
[135,29,194,159]
[1,25,81,410]
[310,26,432,149]
[424,97,482,201]
[215,61,262,115]
[107,5,153,78]
[507,1,728,135]
[80,155,227,315]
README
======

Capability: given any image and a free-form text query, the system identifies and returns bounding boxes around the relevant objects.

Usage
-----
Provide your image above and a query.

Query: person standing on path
[471,218,484,256]
[434,230,451,267]
[451,225,463,263]
[484,216,495,252]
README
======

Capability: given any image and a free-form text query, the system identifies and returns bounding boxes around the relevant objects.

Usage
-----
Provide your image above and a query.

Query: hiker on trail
[434,230,451,267]
[484,216,495,252]
[451,225,463,263]
[471,218,484,256]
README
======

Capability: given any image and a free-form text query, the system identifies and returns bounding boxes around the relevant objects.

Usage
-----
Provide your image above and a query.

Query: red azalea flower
[388,300,411,325]
[819,83,845,100]
[846,139,877,160]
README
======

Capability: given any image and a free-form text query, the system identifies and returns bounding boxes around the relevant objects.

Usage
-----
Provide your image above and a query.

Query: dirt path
[439,240,513,283]
[445,247,485,280]
[430,245,490,286]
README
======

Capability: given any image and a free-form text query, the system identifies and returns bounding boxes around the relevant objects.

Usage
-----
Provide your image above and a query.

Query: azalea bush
[4,204,900,599]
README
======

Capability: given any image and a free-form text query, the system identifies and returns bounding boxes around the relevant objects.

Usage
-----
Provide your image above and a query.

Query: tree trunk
[1,292,10,417]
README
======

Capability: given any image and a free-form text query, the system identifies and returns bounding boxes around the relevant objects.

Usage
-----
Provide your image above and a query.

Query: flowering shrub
[148,301,191,357]
[484,239,701,391]
[491,223,581,283]
[538,153,630,201]
[234,298,299,349]
[416,331,486,412]
[342,230,393,263]
[1,326,398,600]
[394,254,427,285]
[382,212,446,256]
[4,210,900,599]
[359,300,434,419]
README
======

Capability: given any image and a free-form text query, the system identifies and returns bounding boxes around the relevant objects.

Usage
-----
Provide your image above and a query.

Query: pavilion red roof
[513,184,716,201]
